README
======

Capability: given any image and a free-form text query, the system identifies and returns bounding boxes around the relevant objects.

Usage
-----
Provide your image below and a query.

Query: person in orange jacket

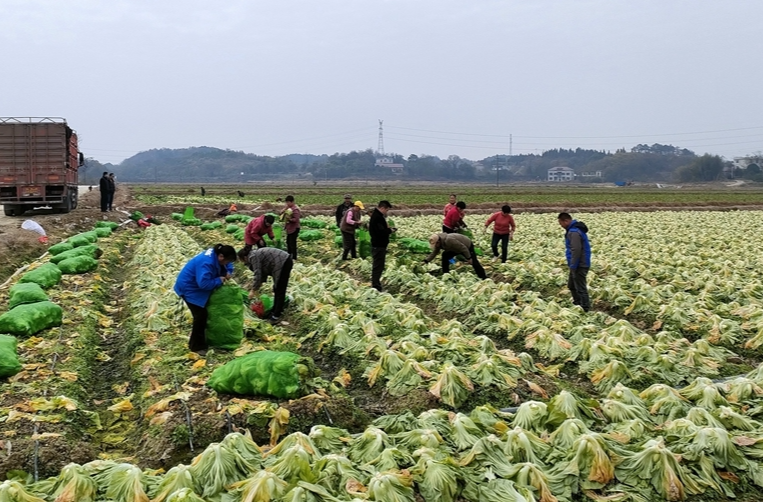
[485,205,516,263]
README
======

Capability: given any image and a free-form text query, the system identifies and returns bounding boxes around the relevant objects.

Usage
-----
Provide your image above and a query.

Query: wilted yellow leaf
[192,359,206,370]
[269,407,290,446]
[131,353,146,365]
[57,371,78,382]
[31,432,62,441]
[333,368,352,388]
[108,399,134,413]
[149,411,173,426]
[112,382,130,395]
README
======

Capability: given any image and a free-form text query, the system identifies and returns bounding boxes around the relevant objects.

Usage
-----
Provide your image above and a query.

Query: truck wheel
[3,205,25,217]
[58,194,73,214]
[71,190,78,210]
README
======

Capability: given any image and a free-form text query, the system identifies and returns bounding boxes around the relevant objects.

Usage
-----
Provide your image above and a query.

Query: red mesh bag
[250,300,266,319]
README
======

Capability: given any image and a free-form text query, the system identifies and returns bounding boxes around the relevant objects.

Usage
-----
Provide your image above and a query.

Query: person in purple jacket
[174,244,237,355]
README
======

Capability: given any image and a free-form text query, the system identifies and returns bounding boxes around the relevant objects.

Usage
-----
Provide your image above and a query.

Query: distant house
[580,171,602,178]
[375,157,404,175]
[547,166,575,181]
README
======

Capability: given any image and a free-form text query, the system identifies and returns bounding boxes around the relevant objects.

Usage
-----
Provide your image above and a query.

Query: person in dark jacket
[98,172,109,212]
[241,246,293,322]
[368,200,396,291]
[424,233,487,279]
[558,212,591,312]
[174,244,237,354]
[335,194,354,227]
[106,173,116,211]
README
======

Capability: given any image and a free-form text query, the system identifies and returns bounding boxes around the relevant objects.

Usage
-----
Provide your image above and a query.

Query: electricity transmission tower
[377,120,385,156]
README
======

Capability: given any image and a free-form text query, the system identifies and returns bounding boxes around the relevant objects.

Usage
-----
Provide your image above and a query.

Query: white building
[375,157,404,175]
[547,166,575,181]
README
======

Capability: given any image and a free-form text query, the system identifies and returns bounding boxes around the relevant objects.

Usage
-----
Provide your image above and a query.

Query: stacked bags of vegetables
[0,277,63,337]
[300,219,327,229]
[207,350,314,398]
[0,335,21,378]
[205,285,244,350]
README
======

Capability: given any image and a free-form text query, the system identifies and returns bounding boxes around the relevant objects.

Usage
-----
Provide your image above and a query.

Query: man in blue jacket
[174,244,237,354]
[558,212,591,312]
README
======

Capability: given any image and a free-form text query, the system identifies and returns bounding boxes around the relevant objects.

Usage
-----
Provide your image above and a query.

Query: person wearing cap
[368,200,396,291]
[340,200,365,260]
[423,232,487,279]
[336,194,354,227]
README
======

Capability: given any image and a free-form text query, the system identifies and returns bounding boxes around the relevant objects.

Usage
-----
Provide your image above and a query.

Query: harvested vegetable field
[0,184,762,501]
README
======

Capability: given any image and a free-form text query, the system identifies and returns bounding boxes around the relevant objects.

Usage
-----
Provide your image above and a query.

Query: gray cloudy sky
[2,0,761,164]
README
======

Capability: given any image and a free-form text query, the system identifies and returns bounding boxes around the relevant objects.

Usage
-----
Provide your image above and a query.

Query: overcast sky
[2,0,761,164]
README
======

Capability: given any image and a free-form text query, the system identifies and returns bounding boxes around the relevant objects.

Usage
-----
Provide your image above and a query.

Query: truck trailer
[0,117,84,216]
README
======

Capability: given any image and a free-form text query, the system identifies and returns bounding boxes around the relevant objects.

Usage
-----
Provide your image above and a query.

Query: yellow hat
[354,201,365,210]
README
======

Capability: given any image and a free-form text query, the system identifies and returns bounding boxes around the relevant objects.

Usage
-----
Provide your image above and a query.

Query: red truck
[0,117,84,216]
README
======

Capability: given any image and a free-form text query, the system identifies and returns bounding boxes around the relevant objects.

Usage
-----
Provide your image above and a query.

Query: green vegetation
[131,183,763,207]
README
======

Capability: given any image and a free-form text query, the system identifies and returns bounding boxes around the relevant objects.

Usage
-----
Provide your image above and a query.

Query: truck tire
[71,190,78,210]
[58,194,73,214]
[3,205,25,217]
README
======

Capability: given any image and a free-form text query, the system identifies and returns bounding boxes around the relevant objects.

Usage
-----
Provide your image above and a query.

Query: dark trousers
[491,233,509,262]
[107,191,115,210]
[568,267,590,311]
[371,246,387,291]
[442,225,455,233]
[441,244,487,279]
[341,231,357,259]
[286,230,299,260]
[185,301,208,352]
[271,257,294,317]
[100,193,109,212]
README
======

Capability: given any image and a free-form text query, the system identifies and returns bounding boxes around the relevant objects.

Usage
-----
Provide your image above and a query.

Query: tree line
[80,144,743,183]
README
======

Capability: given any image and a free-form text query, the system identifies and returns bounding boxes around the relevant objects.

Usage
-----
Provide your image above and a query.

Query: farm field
[0,185,762,501]
[130,182,763,211]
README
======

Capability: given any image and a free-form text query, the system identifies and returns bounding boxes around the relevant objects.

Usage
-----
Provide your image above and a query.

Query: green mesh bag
[48,241,73,256]
[205,285,244,350]
[207,350,312,398]
[18,263,62,289]
[180,207,202,226]
[94,227,112,238]
[263,225,284,249]
[0,335,21,378]
[8,283,48,310]
[200,221,222,230]
[398,238,431,254]
[171,213,183,221]
[357,229,371,258]
[50,245,102,265]
[233,228,245,241]
[69,231,97,248]
[225,224,240,234]
[130,211,145,221]
[298,229,323,241]
[95,221,119,230]
[57,256,99,274]
[0,301,63,337]
[334,235,343,248]
[300,219,327,229]
[225,214,252,223]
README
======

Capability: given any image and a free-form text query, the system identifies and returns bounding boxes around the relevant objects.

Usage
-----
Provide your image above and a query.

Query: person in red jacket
[243,214,275,256]
[443,193,457,217]
[443,201,467,233]
[485,205,516,263]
